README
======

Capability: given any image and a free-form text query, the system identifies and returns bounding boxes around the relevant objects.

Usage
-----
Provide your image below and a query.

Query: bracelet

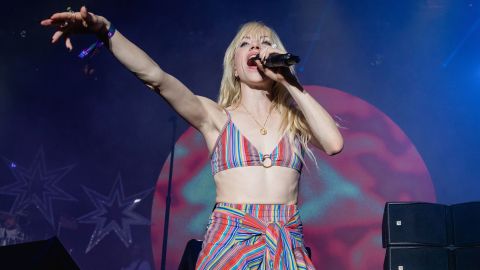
[78,24,116,59]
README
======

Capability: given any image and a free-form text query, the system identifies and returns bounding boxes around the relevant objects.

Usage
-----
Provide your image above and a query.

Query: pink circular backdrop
[151,85,435,270]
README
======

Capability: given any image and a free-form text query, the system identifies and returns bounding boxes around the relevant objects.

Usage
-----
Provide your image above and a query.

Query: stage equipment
[382,202,480,270]
[0,236,79,269]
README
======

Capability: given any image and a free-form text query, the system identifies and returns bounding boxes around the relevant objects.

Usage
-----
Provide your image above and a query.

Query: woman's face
[233,30,276,88]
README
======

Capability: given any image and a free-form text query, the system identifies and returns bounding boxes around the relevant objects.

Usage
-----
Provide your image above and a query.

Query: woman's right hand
[40,6,109,51]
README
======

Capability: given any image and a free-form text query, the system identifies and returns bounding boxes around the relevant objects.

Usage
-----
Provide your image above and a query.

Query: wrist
[97,23,115,43]
[280,75,304,93]
[79,20,116,59]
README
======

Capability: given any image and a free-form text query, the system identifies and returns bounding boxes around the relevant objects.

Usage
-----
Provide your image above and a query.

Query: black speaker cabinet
[384,246,451,270]
[453,247,480,270]
[451,202,480,247]
[178,239,203,270]
[0,236,79,270]
[383,202,449,247]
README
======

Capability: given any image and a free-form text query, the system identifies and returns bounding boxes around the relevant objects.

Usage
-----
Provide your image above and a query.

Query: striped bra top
[210,109,304,175]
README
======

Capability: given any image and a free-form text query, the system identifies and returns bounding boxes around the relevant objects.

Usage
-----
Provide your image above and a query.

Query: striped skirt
[195,203,316,270]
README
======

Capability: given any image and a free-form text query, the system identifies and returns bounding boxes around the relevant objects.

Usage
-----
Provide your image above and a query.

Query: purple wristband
[78,24,116,59]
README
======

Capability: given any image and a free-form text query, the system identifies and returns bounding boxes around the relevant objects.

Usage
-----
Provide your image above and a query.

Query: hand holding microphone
[250,46,302,86]
[251,53,300,68]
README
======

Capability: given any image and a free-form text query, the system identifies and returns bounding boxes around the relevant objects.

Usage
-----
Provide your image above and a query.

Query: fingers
[80,6,88,20]
[51,30,64,43]
[72,12,81,22]
[41,18,68,27]
[65,35,73,51]
[259,47,269,62]
[80,6,90,27]
[49,11,80,26]
[42,6,99,31]
[259,47,284,62]
[40,19,53,26]
[255,58,286,82]
[259,47,273,62]
[255,60,265,72]
[51,29,73,51]
[42,6,90,26]
[42,6,95,51]
[51,30,73,51]
[50,11,73,21]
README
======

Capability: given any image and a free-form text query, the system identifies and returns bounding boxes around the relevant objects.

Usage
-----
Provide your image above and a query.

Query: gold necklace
[240,103,274,135]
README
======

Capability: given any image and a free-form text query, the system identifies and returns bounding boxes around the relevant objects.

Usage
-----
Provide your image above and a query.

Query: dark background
[1,0,479,268]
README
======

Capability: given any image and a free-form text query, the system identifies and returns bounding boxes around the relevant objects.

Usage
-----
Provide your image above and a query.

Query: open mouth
[247,54,259,67]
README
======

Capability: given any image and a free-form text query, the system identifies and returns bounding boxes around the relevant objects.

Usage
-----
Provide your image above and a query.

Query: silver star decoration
[77,173,152,253]
[0,148,76,226]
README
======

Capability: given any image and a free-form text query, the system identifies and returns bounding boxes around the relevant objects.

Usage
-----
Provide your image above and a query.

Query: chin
[244,80,273,90]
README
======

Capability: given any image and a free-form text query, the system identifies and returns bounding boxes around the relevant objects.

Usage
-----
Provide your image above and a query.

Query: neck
[238,83,274,114]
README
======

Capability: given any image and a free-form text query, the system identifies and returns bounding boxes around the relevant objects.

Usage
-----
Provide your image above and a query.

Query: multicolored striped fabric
[210,109,304,175]
[196,203,316,270]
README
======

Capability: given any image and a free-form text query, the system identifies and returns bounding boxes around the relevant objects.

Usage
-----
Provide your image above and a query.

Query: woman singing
[41,6,343,269]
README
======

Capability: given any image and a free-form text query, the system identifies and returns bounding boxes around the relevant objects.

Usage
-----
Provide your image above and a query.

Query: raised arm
[40,6,221,133]
[256,47,344,155]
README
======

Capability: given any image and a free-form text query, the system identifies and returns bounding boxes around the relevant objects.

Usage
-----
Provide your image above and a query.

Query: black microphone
[252,53,301,68]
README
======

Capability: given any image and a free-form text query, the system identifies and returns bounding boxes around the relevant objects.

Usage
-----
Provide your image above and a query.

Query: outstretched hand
[40,6,108,51]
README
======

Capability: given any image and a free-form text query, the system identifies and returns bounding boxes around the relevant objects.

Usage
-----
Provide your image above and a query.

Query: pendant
[260,128,267,135]
[262,155,272,168]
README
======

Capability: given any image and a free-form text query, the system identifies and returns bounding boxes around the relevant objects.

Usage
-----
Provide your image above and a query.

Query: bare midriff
[213,166,300,204]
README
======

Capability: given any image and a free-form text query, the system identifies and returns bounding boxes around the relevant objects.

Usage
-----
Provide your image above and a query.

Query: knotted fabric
[196,203,316,270]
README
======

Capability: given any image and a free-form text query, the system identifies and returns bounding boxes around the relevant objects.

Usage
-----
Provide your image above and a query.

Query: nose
[250,40,260,50]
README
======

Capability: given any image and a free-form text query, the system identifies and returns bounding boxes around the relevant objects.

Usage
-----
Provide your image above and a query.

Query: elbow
[143,67,166,90]
[325,138,344,156]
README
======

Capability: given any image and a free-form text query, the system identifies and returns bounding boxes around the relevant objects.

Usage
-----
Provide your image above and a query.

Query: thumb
[255,59,265,72]
[80,6,89,21]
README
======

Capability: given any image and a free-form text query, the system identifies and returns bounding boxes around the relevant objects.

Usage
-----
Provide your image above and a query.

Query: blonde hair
[218,21,317,170]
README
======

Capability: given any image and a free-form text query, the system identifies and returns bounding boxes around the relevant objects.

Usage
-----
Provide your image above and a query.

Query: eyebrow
[241,35,271,40]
